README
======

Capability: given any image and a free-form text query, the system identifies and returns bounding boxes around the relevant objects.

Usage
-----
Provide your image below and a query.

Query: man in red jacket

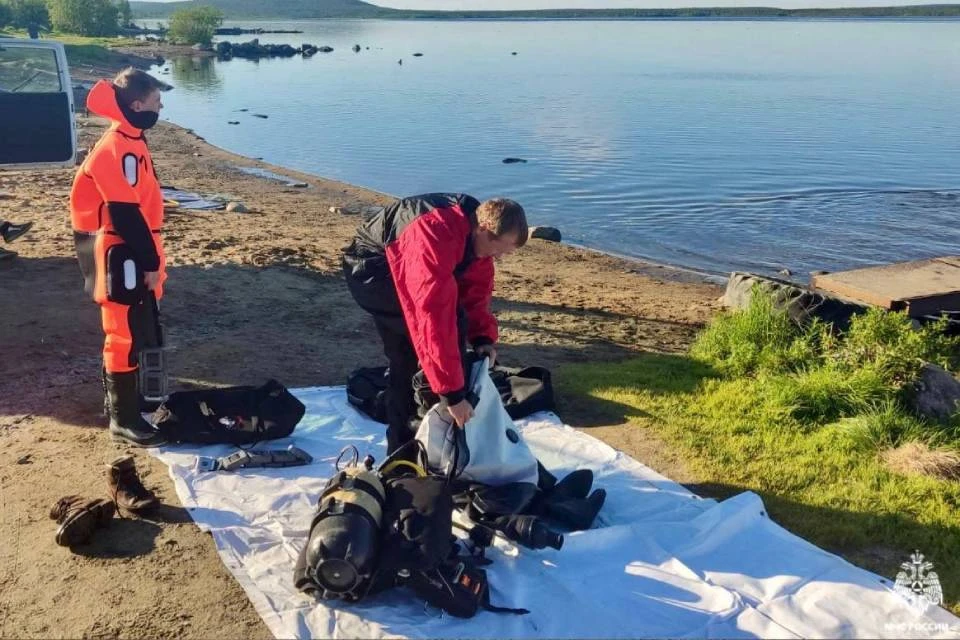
[342,194,527,454]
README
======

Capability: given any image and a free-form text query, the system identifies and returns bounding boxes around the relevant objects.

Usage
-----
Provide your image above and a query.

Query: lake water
[153,19,960,277]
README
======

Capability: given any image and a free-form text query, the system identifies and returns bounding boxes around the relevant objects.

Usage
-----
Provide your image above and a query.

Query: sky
[368,0,944,8]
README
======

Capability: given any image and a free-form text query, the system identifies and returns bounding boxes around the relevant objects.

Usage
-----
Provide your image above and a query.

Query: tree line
[0,0,222,44]
[0,0,133,36]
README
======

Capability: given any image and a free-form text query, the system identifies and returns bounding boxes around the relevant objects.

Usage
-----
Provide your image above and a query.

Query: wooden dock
[811,256,960,317]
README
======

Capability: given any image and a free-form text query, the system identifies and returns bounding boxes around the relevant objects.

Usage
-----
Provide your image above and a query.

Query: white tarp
[149,387,960,639]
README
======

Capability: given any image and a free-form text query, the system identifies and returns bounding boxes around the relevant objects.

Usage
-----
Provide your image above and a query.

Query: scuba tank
[294,442,529,617]
[300,449,386,600]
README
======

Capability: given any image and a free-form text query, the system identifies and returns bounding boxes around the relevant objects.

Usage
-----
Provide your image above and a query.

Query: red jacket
[343,193,496,401]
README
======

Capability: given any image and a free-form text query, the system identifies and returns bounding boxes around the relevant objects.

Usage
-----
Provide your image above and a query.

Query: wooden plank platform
[811,256,960,317]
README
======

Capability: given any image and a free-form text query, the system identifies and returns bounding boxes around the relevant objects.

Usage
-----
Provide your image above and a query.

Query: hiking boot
[49,495,115,547]
[107,455,159,514]
[105,369,166,447]
[0,247,17,261]
[1,221,32,243]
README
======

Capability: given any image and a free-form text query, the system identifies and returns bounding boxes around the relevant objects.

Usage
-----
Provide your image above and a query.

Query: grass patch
[0,29,149,69]
[560,292,960,613]
[2,29,143,48]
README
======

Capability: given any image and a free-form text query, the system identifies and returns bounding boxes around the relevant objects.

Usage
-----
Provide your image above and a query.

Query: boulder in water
[529,226,561,242]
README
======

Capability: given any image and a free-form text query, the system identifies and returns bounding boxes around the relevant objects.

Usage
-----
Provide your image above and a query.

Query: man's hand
[144,270,161,291]
[475,343,497,366]
[446,399,474,429]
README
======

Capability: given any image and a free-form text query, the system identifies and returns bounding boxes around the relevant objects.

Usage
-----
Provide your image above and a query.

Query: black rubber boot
[1,221,32,243]
[551,469,594,500]
[542,489,607,531]
[105,370,167,447]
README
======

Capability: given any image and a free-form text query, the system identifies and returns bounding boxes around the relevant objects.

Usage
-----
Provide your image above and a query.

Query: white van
[0,38,77,168]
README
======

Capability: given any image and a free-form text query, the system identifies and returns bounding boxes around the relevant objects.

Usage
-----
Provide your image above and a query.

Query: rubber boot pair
[104,369,166,447]
[539,469,607,531]
[50,456,158,547]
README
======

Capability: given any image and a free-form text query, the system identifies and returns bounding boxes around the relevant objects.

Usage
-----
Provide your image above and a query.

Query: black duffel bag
[153,379,306,445]
[348,361,555,423]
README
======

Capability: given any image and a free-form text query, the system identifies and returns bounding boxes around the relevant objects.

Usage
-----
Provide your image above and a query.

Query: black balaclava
[119,102,159,131]
[115,85,159,131]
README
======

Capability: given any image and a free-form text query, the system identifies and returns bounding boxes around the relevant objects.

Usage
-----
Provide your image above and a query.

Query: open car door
[0,39,76,168]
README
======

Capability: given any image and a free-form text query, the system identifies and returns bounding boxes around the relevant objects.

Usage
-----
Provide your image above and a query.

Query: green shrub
[47,0,117,36]
[9,0,49,30]
[167,5,223,46]
[837,309,959,385]
[691,288,810,376]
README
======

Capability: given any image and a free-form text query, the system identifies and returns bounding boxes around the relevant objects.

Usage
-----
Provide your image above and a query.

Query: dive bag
[153,379,305,445]
[346,360,555,424]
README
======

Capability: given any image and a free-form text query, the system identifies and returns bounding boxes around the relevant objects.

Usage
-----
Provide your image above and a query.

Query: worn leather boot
[105,370,166,447]
[107,455,159,514]
[49,495,115,547]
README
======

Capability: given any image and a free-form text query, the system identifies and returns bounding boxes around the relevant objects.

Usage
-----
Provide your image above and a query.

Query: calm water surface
[153,19,960,276]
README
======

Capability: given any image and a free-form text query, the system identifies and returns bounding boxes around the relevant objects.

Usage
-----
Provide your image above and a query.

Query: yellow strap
[381,460,427,477]
[321,488,382,524]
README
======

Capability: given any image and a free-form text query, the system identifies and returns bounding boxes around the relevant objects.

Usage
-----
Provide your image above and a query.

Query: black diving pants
[370,311,469,456]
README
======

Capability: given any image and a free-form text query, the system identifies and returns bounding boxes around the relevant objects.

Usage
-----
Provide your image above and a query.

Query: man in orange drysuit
[70,67,168,447]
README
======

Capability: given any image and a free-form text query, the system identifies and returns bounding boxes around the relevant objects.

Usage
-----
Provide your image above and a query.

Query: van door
[0,39,76,168]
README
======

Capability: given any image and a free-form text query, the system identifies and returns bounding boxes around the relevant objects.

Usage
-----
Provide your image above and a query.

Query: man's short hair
[112,67,167,106]
[476,198,528,247]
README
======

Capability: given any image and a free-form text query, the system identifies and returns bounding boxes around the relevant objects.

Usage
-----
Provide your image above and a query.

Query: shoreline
[186,124,722,286]
[63,44,726,285]
[212,126,722,286]
[70,41,716,283]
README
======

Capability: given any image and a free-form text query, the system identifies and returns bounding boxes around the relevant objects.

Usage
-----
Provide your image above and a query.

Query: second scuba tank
[303,455,386,600]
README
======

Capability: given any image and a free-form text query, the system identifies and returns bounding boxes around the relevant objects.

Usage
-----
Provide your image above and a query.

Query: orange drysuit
[70,80,166,374]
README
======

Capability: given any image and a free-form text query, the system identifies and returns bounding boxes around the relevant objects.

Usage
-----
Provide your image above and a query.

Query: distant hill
[131,0,395,19]
[130,1,960,20]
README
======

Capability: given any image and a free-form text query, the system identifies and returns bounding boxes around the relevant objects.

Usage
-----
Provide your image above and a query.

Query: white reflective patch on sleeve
[123,259,137,290]
[123,154,139,186]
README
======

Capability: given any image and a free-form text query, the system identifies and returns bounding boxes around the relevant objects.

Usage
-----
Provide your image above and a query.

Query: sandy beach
[0,80,721,636]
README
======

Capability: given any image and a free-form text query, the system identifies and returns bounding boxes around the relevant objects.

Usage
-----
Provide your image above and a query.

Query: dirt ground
[0,113,721,638]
